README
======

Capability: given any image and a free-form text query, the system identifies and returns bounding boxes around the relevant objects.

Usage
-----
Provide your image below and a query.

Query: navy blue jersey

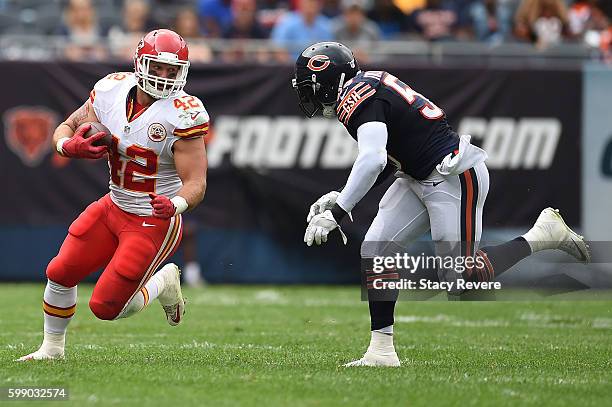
[335,71,459,180]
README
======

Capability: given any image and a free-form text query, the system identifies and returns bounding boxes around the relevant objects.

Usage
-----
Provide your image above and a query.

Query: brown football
[80,122,112,147]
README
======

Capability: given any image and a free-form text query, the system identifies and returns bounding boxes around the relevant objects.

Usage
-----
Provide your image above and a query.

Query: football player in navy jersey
[293,42,591,367]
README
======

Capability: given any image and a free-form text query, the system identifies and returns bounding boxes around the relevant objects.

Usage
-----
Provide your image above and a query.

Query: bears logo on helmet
[307,55,331,72]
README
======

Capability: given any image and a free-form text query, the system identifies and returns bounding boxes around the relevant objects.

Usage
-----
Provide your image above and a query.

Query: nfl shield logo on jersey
[3,106,58,167]
[148,123,167,142]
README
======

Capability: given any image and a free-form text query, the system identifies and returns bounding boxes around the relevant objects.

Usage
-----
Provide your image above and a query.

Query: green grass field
[1,284,611,406]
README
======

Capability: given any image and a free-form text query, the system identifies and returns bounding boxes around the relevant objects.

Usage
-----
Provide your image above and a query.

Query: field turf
[1,284,611,406]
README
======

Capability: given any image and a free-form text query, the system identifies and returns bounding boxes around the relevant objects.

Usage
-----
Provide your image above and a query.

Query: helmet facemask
[292,76,321,118]
[292,72,346,118]
[135,52,190,99]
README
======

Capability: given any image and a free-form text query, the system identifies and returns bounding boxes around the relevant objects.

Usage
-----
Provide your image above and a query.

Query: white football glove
[304,210,348,247]
[307,191,340,222]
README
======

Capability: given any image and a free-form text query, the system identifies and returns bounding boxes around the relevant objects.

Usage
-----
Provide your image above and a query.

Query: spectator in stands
[222,0,271,62]
[470,0,514,43]
[108,0,153,60]
[453,0,480,34]
[410,0,458,41]
[568,1,609,40]
[257,0,292,32]
[198,0,233,38]
[174,7,214,63]
[333,0,381,61]
[224,0,269,39]
[271,0,333,60]
[322,0,343,18]
[367,0,409,39]
[515,0,570,48]
[58,0,106,61]
[147,0,194,28]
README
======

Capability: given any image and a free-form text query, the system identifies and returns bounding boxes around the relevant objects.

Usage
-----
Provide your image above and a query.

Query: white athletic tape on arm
[56,137,70,156]
[171,196,189,215]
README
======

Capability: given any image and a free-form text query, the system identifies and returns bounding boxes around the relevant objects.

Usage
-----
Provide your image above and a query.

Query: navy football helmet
[292,42,359,118]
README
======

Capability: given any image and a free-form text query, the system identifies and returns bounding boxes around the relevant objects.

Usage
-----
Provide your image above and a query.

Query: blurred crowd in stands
[0,0,611,62]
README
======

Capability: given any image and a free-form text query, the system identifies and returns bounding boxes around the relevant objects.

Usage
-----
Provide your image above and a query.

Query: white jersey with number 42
[90,72,209,216]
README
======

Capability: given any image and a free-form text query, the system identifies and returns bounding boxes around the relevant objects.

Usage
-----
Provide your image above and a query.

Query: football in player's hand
[80,122,112,147]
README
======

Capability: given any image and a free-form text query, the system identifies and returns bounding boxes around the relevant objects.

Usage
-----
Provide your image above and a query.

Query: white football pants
[361,162,490,285]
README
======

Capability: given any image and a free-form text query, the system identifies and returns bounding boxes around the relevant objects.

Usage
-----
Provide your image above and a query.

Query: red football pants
[46,194,183,320]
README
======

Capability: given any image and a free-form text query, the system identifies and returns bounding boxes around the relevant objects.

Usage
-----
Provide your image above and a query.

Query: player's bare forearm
[176,179,207,210]
[52,100,99,148]
[173,137,208,210]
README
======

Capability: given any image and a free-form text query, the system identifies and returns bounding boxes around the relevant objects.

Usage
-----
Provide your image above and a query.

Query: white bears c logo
[307,55,330,72]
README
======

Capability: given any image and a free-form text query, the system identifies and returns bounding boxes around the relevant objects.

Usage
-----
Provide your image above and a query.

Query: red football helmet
[134,29,190,99]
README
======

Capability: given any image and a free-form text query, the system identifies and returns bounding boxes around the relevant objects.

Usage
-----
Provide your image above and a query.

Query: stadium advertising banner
[0,62,582,281]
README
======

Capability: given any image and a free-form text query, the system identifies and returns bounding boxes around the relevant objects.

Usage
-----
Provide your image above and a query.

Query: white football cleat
[343,351,401,367]
[16,342,64,362]
[16,349,64,362]
[157,263,185,326]
[343,331,401,367]
[16,332,66,362]
[523,208,591,263]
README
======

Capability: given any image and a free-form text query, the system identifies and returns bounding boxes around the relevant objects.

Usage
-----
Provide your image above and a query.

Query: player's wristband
[170,196,189,215]
[331,203,351,223]
[56,137,70,156]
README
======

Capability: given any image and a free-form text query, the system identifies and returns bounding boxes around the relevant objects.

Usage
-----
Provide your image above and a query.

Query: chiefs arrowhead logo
[3,107,58,167]
[307,55,331,72]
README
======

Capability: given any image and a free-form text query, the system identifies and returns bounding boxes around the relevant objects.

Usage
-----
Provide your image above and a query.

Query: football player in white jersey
[18,29,208,361]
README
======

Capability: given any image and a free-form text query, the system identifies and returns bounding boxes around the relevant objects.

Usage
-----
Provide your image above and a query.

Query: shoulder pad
[93,72,134,94]
[339,71,384,98]
[167,94,210,138]
[336,71,382,125]
[90,72,134,107]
